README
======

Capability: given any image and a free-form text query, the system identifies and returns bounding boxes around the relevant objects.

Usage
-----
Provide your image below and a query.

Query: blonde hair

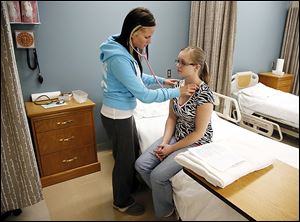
[129,25,142,55]
[181,47,210,84]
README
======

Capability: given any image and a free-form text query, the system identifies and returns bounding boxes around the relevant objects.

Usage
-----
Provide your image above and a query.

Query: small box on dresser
[258,72,294,93]
[25,98,101,187]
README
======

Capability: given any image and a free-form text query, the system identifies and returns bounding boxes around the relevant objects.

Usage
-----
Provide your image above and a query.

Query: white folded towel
[175,139,275,188]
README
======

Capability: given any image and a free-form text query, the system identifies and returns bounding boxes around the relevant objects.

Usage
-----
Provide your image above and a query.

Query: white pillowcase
[239,82,279,99]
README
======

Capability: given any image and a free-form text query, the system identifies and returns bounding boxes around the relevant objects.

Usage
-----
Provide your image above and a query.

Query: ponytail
[181,46,210,84]
[200,61,210,84]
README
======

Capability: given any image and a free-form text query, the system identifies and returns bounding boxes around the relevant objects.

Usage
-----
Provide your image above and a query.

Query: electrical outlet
[167,69,171,78]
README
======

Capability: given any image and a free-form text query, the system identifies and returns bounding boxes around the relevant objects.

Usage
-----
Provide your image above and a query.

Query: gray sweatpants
[101,114,140,208]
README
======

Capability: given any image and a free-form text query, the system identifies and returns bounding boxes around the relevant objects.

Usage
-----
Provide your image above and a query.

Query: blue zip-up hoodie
[99,34,180,110]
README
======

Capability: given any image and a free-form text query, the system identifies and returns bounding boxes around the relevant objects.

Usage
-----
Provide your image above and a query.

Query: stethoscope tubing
[131,45,164,88]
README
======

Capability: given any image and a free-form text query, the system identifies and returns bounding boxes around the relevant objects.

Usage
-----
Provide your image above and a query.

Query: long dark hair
[115,7,156,73]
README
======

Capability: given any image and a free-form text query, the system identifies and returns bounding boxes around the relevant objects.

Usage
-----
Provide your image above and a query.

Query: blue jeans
[135,136,191,217]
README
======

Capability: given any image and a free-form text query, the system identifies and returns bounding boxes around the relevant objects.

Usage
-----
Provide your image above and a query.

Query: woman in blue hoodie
[99,7,197,216]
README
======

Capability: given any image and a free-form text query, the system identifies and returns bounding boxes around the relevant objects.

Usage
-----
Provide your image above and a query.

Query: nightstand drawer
[34,111,92,133]
[277,80,292,87]
[41,145,96,176]
[278,85,291,93]
[37,125,94,155]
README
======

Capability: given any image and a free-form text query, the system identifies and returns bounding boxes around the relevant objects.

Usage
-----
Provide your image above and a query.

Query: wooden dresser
[25,98,101,187]
[258,72,294,93]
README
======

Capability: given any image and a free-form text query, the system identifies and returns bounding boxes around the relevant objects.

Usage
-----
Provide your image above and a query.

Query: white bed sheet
[234,83,299,128]
[134,100,169,153]
[134,100,299,221]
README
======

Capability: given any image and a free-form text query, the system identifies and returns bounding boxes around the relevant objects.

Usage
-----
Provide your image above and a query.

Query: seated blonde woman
[135,46,214,218]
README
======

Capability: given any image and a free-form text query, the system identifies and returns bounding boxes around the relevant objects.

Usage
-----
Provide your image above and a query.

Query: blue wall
[12,1,289,149]
[233,1,289,73]
[12,1,190,149]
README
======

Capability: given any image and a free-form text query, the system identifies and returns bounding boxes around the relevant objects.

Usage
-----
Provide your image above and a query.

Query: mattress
[233,83,299,128]
[134,99,299,220]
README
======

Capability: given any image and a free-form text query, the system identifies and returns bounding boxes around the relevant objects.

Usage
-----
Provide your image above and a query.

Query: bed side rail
[213,92,241,123]
[213,92,283,141]
[239,112,283,141]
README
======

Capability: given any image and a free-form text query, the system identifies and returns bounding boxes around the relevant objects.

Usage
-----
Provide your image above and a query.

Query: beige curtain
[280,1,299,96]
[1,1,43,214]
[189,1,237,96]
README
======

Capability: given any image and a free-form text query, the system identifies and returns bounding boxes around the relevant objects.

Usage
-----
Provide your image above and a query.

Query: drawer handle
[59,136,75,142]
[56,120,73,125]
[62,156,78,163]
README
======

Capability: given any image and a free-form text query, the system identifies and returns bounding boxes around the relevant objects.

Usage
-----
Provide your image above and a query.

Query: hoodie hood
[100,34,134,63]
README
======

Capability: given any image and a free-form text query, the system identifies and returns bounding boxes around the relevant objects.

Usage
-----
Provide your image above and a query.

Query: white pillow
[239,82,279,98]
[134,99,170,118]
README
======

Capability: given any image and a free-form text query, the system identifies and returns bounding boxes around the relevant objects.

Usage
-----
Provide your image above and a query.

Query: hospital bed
[133,93,299,221]
[231,71,299,141]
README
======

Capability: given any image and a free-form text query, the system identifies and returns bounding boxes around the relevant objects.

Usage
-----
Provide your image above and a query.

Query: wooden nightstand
[258,72,294,93]
[25,98,101,187]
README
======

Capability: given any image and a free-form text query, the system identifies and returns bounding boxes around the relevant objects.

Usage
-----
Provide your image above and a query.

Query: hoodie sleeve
[109,56,179,103]
[141,73,165,87]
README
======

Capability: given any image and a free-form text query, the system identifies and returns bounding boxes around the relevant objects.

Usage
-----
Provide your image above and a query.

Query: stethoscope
[130,43,164,88]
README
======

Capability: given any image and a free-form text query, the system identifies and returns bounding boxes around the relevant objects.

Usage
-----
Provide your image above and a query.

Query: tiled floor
[3,134,298,221]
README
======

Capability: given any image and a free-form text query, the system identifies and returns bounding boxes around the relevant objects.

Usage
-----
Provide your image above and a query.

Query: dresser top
[25,98,95,117]
[259,72,293,79]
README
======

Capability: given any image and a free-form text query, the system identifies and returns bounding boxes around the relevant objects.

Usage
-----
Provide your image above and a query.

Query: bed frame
[213,92,241,123]
[231,71,299,141]
[134,92,299,221]
[212,91,285,141]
